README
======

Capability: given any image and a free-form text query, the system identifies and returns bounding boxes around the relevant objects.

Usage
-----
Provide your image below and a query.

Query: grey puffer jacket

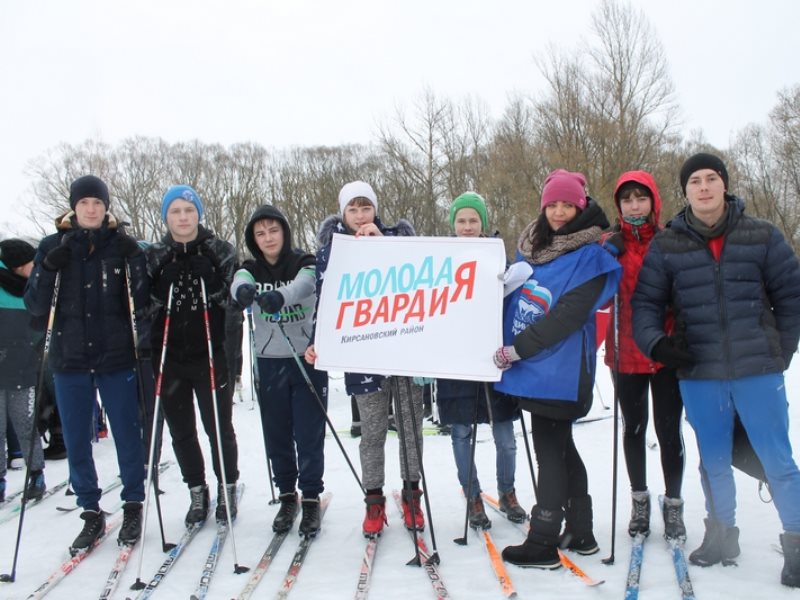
[632,195,800,380]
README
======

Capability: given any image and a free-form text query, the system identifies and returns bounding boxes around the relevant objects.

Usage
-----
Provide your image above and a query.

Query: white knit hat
[338,181,378,214]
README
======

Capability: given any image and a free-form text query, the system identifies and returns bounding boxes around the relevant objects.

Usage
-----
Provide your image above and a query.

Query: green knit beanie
[449,192,488,232]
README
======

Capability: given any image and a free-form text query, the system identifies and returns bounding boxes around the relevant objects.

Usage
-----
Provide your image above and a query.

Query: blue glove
[256,290,284,314]
[235,283,257,307]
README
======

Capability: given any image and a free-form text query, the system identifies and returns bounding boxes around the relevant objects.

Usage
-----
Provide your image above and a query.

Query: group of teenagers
[1,150,799,588]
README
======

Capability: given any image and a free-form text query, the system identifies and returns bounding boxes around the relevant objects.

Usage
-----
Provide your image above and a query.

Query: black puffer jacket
[24,213,148,373]
[633,195,800,380]
[146,225,236,363]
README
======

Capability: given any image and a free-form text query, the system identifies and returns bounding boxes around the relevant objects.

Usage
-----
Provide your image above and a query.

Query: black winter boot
[185,484,210,527]
[628,491,650,537]
[273,492,299,533]
[299,497,322,537]
[688,518,740,567]
[216,483,238,523]
[71,510,106,555]
[502,506,562,568]
[559,496,599,555]
[781,532,800,588]
[118,501,143,545]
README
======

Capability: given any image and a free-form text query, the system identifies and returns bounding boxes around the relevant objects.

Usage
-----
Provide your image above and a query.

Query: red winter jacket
[603,171,671,374]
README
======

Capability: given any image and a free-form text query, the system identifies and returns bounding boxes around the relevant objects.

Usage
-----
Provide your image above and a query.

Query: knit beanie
[679,153,729,196]
[338,181,378,214]
[69,175,110,210]
[449,192,488,232]
[161,185,204,222]
[540,169,587,211]
[0,239,36,268]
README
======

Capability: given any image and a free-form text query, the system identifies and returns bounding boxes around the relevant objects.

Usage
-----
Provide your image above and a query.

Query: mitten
[256,290,284,314]
[235,283,257,307]
[42,244,71,271]
[493,345,521,370]
[651,337,693,370]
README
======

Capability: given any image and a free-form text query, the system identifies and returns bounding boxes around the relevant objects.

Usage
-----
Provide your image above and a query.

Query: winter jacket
[24,213,148,373]
[0,261,42,387]
[495,199,622,420]
[314,213,415,395]
[602,171,670,374]
[436,378,518,425]
[632,194,800,380]
[146,225,236,363]
[231,205,317,358]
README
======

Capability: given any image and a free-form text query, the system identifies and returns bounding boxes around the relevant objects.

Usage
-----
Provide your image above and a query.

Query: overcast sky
[1,0,798,236]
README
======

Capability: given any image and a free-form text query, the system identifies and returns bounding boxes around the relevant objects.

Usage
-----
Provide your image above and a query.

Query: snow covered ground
[1,344,799,600]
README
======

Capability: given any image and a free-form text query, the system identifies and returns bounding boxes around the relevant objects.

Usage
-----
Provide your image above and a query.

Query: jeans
[450,419,516,497]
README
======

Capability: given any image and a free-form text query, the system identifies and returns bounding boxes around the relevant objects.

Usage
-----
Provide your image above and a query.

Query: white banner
[315,234,506,381]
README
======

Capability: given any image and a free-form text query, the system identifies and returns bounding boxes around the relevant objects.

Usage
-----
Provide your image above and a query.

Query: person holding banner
[230,204,327,537]
[494,169,622,569]
[601,171,686,541]
[304,180,425,537]
[435,192,525,529]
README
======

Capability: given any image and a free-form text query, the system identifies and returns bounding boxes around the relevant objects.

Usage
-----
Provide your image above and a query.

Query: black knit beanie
[679,153,728,196]
[69,175,110,210]
[0,239,36,269]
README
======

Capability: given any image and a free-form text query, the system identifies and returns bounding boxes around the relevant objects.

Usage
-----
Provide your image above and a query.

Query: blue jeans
[451,419,516,497]
[54,369,145,510]
[681,373,800,532]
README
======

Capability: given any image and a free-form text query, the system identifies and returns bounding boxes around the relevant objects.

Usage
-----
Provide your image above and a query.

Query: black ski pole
[401,377,440,565]
[246,305,278,504]
[199,277,249,574]
[454,385,481,546]
[0,271,61,584]
[276,321,366,495]
[603,294,621,566]
[519,410,538,501]
[130,282,177,591]
[124,259,174,554]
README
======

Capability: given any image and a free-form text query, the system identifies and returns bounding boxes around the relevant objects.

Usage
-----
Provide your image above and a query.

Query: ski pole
[454,385,482,546]
[602,293,621,566]
[401,376,440,565]
[124,258,173,553]
[130,282,177,591]
[0,271,61,584]
[199,277,249,574]
[246,305,277,504]
[276,320,366,495]
[519,411,538,500]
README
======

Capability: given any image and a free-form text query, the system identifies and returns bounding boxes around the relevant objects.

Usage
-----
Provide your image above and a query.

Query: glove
[604,232,626,257]
[651,337,694,370]
[256,290,284,314]
[154,261,182,302]
[189,254,222,293]
[502,262,533,297]
[117,233,142,258]
[235,283,257,307]
[493,345,521,370]
[42,244,71,271]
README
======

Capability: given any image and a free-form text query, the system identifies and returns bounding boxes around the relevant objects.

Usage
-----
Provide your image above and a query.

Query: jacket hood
[244,205,292,263]
[613,171,662,226]
[55,210,119,231]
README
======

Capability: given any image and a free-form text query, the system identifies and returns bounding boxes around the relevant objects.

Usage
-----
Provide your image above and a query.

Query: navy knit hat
[679,153,729,196]
[161,185,204,222]
[0,239,36,269]
[69,175,110,210]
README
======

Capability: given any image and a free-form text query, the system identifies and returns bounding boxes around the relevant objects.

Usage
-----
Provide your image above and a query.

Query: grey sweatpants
[1,387,45,480]
[356,376,424,490]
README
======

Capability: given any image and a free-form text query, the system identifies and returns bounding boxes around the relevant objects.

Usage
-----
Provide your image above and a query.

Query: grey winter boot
[185,484,210,527]
[628,491,650,537]
[688,518,740,567]
[502,506,562,568]
[662,496,687,542]
[559,495,599,555]
[216,483,238,523]
[781,532,800,588]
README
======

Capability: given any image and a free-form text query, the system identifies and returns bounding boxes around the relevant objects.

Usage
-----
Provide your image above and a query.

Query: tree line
[21,0,800,258]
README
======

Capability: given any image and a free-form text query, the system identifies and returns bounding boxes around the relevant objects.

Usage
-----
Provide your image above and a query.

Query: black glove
[117,233,142,258]
[604,232,625,257]
[651,337,694,370]
[235,283,257,307]
[42,244,72,271]
[256,290,284,314]
[154,261,182,302]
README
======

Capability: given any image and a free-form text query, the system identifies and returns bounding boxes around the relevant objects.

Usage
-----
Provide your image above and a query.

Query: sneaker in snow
[118,501,143,545]
[273,492,299,533]
[9,457,24,470]
[299,497,321,537]
[71,510,106,554]
[26,470,46,501]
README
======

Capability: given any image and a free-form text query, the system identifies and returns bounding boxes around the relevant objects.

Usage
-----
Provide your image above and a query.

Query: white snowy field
[1,347,799,600]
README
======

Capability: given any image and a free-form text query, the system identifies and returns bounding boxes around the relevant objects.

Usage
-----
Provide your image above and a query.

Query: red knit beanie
[540,169,587,211]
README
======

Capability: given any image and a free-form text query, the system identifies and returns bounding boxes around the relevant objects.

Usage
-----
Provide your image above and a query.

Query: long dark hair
[526,213,553,255]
